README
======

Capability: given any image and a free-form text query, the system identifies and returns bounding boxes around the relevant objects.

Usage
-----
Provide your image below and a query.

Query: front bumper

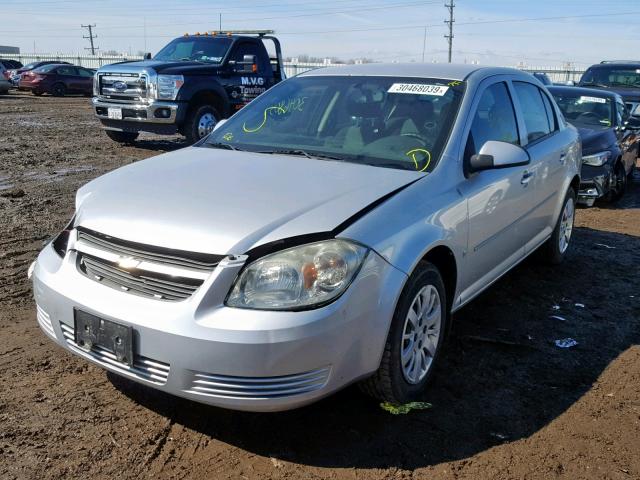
[577,163,613,206]
[32,241,405,412]
[92,97,185,132]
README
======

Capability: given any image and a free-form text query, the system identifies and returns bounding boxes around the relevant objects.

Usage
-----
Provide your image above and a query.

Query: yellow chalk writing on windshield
[406,148,432,172]
[242,97,307,133]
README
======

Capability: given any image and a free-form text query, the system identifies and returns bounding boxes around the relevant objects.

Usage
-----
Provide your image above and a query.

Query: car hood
[75,147,423,255]
[575,126,616,156]
[99,60,220,75]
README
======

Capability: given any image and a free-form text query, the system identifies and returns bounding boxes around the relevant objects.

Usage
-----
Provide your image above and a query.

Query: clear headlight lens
[226,240,368,310]
[156,74,184,100]
[582,151,611,167]
[92,73,98,96]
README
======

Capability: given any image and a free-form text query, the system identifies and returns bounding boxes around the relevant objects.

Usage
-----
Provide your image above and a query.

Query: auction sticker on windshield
[579,96,607,104]
[388,83,449,96]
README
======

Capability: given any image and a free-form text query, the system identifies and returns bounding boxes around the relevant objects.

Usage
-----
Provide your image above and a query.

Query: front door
[458,78,537,302]
[224,41,273,114]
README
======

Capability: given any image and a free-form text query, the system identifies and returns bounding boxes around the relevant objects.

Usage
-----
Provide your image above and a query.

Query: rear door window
[465,81,520,160]
[513,81,553,142]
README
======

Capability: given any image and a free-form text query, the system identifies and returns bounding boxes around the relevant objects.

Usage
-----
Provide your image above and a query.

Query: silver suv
[32,64,580,411]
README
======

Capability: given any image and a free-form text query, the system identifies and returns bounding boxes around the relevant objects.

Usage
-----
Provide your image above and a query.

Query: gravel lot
[1,91,639,480]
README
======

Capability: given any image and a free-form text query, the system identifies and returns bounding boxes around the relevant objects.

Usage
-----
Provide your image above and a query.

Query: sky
[2,0,640,68]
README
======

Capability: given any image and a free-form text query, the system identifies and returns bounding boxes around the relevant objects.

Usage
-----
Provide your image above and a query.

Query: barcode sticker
[388,83,450,96]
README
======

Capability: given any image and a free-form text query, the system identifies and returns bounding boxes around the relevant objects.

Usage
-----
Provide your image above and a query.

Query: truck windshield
[154,37,232,63]
[204,76,465,173]
[550,91,613,130]
[580,66,640,88]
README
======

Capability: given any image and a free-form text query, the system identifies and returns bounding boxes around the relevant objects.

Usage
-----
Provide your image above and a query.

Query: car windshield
[203,76,465,172]
[550,91,613,130]
[154,37,232,63]
[580,66,640,88]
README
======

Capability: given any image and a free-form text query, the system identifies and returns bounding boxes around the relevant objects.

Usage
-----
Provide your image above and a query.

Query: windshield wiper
[258,149,346,161]
[205,142,238,151]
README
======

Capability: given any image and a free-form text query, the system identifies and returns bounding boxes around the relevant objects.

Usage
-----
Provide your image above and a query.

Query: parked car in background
[32,63,581,412]
[0,64,11,94]
[12,60,72,87]
[19,64,94,96]
[532,72,553,86]
[93,30,285,144]
[548,86,639,205]
[0,59,23,70]
[579,61,640,117]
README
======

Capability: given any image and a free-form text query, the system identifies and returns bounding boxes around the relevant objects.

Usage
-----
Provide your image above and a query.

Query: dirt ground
[1,91,639,480]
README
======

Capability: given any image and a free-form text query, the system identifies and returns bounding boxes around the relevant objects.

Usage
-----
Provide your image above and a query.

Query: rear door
[55,65,77,91]
[458,78,536,298]
[511,81,568,250]
[76,67,95,94]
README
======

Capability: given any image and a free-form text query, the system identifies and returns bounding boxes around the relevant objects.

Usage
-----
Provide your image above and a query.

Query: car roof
[588,62,640,68]
[547,85,621,100]
[298,63,522,81]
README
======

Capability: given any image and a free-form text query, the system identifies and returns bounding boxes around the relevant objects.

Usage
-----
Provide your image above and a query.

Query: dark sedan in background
[578,62,640,118]
[10,60,72,87]
[19,64,95,97]
[548,86,639,205]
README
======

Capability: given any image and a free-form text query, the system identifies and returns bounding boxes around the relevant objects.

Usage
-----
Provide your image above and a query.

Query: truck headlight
[156,75,184,100]
[226,240,368,310]
[93,73,99,96]
[582,151,611,167]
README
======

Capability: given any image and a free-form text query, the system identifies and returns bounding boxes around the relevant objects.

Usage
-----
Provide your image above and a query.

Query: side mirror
[144,52,152,60]
[468,140,530,174]
[233,54,257,73]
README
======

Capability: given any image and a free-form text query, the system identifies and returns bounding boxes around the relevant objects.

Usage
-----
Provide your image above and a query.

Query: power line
[444,1,454,63]
[81,23,98,55]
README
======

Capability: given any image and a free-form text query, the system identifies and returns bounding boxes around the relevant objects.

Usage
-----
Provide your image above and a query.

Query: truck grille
[98,72,148,102]
[74,228,224,301]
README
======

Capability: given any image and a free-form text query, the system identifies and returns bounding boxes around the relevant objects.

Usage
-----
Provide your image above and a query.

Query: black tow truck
[92,30,284,144]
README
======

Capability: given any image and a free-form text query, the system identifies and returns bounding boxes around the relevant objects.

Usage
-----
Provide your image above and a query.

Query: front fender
[177,78,230,117]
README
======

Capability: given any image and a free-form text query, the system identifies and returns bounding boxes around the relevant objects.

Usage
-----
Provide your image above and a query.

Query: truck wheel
[51,83,66,97]
[184,104,220,144]
[359,262,448,404]
[104,130,139,144]
[541,188,575,264]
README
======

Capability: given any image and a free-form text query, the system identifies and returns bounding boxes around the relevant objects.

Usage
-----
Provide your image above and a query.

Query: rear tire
[359,262,448,404]
[541,188,576,264]
[51,83,66,97]
[104,130,138,144]
[183,104,220,144]
[33,89,44,96]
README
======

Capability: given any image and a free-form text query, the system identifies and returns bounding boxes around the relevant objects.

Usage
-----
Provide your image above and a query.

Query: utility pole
[219,13,222,31]
[444,1,454,63]
[81,24,98,55]
[421,26,427,62]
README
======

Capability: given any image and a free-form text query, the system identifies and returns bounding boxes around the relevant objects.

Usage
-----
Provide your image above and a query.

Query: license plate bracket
[74,309,133,367]
[107,107,122,120]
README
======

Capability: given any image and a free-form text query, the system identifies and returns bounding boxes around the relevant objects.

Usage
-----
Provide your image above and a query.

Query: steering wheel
[400,132,428,143]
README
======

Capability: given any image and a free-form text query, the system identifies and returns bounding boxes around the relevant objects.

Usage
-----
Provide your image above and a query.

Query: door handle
[521,171,534,186]
[559,152,567,163]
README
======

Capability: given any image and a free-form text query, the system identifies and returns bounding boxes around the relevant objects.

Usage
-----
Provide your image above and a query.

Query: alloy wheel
[559,197,574,253]
[401,285,442,385]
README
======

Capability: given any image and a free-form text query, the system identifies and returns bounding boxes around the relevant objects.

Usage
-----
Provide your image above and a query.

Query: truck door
[225,41,273,113]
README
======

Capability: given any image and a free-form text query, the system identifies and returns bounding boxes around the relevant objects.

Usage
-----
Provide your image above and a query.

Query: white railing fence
[1,53,585,81]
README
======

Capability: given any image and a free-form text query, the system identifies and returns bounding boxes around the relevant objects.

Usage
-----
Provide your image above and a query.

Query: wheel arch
[416,244,458,312]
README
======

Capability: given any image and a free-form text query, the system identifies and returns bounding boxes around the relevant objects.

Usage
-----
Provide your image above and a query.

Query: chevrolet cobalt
[32,64,581,411]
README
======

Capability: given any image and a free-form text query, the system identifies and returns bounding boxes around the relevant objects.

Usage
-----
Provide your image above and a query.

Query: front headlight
[226,240,369,310]
[582,151,611,167]
[92,73,98,96]
[156,74,184,100]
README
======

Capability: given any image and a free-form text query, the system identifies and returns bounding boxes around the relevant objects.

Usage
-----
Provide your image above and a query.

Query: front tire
[104,130,139,144]
[541,188,576,264]
[359,262,448,403]
[606,161,627,202]
[183,104,220,144]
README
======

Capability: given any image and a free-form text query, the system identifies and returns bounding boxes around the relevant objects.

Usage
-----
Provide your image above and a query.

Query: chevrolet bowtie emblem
[117,257,141,269]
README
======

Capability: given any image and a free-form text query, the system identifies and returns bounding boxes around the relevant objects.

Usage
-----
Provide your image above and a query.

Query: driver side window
[465,82,519,162]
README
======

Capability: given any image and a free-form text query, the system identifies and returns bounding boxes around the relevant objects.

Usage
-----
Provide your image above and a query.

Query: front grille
[78,253,202,301]
[99,72,148,103]
[185,367,331,400]
[60,322,170,385]
[75,228,224,301]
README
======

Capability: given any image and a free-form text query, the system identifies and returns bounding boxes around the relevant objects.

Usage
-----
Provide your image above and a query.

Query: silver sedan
[32,63,580,411]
